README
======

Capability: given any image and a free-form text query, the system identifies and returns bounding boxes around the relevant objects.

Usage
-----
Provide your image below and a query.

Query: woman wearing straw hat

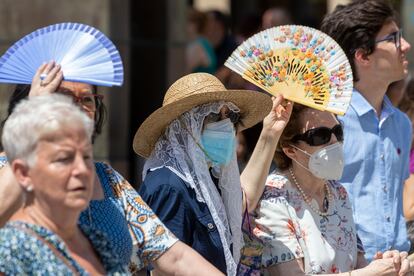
[136,72,293,275]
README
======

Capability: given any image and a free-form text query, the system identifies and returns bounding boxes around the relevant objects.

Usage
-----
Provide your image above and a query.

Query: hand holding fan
[0,22,123,87]
[225,25,353,115]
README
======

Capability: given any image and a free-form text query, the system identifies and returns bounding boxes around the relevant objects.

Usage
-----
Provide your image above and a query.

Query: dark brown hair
[320,0,396,81]
[274,104,309,170]
[3,84,106,142]
[188,9,208,34]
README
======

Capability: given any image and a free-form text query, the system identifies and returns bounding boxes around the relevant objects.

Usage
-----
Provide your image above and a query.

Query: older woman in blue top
[136,72,293,275]
[0,94,127,274]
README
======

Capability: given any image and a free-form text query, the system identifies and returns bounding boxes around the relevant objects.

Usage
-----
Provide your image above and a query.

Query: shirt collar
[350,88,395,118]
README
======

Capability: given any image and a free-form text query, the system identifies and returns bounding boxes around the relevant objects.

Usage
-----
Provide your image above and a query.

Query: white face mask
[290,142,344,180]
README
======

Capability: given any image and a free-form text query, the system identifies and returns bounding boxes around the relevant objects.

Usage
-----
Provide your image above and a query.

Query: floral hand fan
[225,25,353,115]
[0,22,123,87]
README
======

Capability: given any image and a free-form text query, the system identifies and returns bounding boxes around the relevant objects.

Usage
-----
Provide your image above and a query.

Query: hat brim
[133,90,272,158]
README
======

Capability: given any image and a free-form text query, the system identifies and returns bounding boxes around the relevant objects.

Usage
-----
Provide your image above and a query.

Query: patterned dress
[0,157,178,273]
[80,162,178,272]
[239,171,364,275]
[0,221,127,274]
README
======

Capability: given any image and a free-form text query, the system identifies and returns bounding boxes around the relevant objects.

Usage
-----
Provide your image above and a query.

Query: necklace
[288,167,332,217]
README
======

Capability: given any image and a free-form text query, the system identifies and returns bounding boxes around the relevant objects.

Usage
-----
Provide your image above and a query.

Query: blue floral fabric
[0,157,178,272]
[0,221,127,275]
[79,162,178,272]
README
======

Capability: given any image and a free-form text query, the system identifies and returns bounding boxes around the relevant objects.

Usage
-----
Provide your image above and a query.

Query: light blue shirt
[338,89,412,260]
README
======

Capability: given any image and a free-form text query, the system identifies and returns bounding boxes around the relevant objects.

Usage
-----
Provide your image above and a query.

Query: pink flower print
[266,178,285,189]
[287,219,297,236]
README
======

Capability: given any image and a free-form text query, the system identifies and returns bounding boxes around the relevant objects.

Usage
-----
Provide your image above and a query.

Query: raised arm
[153,241,223,276]
[241,95,292,212]
[403,173,414,220]
[0,159,23,227]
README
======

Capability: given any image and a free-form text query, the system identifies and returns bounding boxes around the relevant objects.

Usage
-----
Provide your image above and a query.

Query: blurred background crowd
[1,0,413,183]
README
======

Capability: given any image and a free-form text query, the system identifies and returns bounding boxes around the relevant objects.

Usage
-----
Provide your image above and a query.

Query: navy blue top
[139,167,227,273]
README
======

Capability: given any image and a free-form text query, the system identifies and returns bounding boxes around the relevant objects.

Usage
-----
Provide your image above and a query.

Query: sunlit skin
[371,20,411,83]
[56,81,96,120]
[26,126,94,212]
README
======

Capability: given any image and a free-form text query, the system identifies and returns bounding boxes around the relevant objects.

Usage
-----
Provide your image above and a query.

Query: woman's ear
[282,145,297,160]
[11,159,33,192]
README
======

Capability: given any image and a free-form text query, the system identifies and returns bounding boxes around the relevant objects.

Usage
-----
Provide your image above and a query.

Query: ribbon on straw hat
[133,73,272,158]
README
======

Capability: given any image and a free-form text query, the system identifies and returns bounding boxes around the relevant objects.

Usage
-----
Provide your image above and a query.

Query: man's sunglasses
[375,29,402,51]
[292,124,343,146]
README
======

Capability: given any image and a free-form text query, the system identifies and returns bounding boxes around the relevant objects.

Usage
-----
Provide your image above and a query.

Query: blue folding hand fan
[0,22,123,87]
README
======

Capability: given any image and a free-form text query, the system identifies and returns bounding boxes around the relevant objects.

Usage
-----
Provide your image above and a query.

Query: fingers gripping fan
[0,22,123,87]
[225,25,353,115]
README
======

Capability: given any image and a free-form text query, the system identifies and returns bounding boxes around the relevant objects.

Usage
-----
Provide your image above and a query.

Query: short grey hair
[2,94,94,166]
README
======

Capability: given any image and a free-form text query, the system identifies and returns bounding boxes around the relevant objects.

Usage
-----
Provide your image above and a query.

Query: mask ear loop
[288,144,313,173]
[178,118,215,162]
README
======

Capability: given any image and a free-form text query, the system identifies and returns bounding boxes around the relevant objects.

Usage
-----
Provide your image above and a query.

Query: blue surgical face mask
[201,118,236,166]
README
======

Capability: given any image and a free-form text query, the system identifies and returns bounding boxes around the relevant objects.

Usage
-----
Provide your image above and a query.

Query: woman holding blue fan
[0,23,223,275]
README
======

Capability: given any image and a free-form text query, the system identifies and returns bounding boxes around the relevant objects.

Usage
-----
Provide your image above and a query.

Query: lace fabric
[143,101,243,276]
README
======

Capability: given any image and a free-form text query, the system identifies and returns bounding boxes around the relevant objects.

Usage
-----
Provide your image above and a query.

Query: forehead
[298,108,338,132]
[376,20,399,38]
[37,126,91,151]
[58,81,93,94]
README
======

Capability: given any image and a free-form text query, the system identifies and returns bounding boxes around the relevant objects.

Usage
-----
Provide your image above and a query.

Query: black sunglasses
[205,109,240,125]
[375,29,402,51]
[292,124,343,146]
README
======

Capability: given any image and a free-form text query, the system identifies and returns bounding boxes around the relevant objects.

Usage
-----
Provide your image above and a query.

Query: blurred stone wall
[0,0,113,163]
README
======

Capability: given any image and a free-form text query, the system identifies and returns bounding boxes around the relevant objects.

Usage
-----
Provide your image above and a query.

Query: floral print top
[0,221,127,275]
[239,171,364,275]
[78,162,179,273]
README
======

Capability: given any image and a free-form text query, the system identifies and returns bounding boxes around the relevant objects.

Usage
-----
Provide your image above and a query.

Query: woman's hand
[372,250,411,276]
[261,94,293,140]
[29,61,63,97]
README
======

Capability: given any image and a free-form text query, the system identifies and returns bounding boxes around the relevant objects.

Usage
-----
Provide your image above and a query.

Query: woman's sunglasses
[292,124,343,146]
[204,110,240,125]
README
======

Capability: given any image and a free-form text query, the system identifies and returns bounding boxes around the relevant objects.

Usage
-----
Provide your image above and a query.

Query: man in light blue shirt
[321,0,412,260]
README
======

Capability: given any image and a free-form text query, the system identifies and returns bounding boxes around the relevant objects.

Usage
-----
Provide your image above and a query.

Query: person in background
[0,95,127,274]
[387,77,414,253]
[186,8,217,74]
[204,10,238,69]
[321,0,412,260]
[261,7,292,30]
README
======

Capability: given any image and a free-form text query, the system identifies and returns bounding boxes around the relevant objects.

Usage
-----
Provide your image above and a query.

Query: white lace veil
[143,101,243,276]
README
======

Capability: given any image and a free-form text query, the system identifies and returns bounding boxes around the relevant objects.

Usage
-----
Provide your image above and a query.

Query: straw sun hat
[133,73,272,158]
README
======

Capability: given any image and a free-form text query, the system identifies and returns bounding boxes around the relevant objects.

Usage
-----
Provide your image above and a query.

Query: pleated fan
[225,25,353,115]
[0,22,123,87]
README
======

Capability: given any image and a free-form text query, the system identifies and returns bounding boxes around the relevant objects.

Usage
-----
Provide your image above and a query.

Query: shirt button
[207,223,215,230]
[383,186,387,193]
[386,216,391,222]
[380,154,385,160]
